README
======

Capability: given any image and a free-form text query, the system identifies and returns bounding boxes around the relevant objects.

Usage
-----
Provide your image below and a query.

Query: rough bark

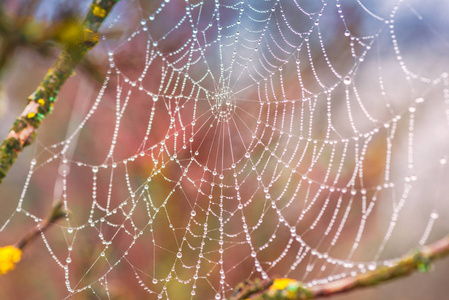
[230,235,449,299]
[0,0,119,183]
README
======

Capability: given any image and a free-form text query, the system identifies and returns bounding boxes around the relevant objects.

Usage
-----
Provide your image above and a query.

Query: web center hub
[208,87,236,122]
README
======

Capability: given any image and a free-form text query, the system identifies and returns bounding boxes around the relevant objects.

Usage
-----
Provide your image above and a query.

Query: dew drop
[415,97,424,103]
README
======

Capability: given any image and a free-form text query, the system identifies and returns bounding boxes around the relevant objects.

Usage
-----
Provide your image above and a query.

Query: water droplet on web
[415,97,424,103]
[6,2,448,298]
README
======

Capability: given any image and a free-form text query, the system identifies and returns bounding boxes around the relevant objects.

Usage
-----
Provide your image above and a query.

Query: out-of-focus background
[1,0,449,299]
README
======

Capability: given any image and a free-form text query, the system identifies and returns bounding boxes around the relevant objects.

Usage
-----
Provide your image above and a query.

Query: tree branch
[230,235,449,299]
[0,201,67,276]
[15,201,68,250]
[0,0,120,183]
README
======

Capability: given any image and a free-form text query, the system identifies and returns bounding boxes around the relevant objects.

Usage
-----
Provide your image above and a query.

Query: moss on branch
[0,0,119,183]
[231,235,449,299]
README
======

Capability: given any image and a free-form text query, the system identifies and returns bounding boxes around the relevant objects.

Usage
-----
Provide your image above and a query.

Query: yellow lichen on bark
[269,278,298,291]
[84,29,99,44]
[92,4,107,18]
[0,245,22,275]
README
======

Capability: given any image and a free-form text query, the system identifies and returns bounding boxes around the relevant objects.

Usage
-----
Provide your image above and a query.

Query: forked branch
[230,235,449,299]
[0,0,120,183]
[0,201,67,276]
[15,201,68,250]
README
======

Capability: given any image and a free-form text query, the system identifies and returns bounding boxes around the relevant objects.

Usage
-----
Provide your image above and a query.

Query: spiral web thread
[2,0,449,299]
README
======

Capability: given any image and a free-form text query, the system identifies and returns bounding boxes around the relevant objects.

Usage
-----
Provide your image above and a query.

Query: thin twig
[0,0,120,183]
[230,235,449,299]
[0,201,67,276]
[16,201,67,250]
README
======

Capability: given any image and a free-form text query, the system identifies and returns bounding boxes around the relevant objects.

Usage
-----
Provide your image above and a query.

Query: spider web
[2,0,449,299]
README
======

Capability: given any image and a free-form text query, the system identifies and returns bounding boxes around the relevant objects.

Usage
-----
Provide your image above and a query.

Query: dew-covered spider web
[2,0,449,299]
